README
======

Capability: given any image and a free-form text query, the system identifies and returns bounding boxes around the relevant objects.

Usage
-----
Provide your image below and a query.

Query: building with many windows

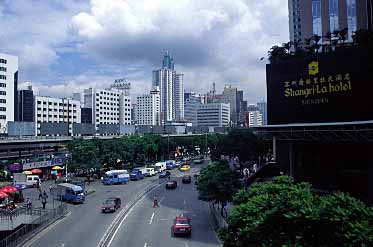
[288,0,371,45]
[16,86,34,122]
[136,87,161,126]
[184,92,202,126]
[247,111,263,127]
[197,103,230,127]
[152,51,184,123]
[83,88,131,131]
[34,96,81,136]
[0,53,18,133]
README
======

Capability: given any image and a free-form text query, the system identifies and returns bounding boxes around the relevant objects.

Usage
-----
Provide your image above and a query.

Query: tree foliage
[219,176,373,247]
[197,161,241,209]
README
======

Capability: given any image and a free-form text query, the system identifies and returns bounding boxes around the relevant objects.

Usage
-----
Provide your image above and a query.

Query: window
[0,99,5,103]
[0,67,6,72]
[0,75,6,80]
[0,107,5,111]
[0,91,6,95]
[0,83,5,87]
[0,59,7,64]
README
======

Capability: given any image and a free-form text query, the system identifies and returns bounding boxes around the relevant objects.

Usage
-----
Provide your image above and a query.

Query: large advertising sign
[266,50,373,124]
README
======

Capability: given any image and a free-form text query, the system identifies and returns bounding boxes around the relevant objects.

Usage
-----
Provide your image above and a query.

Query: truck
[102,170,130,185]
[154,162,167,173]
[53,183,85,204]
[130,167,147,180]
[146,167,156,177]
[13,173,40,188]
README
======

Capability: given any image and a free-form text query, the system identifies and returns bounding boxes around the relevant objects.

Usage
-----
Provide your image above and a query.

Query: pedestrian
[38,191,42,200]
[41,191,48,209]
[49,185,53,193]
[153,194,159,208]
[26,198,32,210]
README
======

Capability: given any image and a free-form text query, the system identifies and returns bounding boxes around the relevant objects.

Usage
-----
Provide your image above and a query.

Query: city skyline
[0,0,289,104]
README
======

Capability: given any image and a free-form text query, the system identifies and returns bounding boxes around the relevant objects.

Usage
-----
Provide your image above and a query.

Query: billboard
[266,49,373,124]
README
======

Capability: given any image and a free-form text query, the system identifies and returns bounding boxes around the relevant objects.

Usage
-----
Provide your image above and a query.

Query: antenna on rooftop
[110,78,131,96]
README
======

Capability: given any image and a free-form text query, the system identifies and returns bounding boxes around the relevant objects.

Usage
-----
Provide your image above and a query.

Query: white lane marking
[149,212,155,224]
[144,242,148,247]
[106,203,137,247]
[184,242,189,247]
[23,211,72,247]
[159,196,165,203]
[183,199,186,205]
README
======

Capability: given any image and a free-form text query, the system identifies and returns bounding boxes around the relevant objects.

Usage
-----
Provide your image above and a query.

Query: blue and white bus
[102,170,130,185]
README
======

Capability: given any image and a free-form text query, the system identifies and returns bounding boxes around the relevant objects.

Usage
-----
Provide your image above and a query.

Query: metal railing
[0,204,67,247]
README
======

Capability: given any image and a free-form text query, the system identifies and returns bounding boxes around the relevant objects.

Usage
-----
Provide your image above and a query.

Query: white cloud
[71,0,289,102]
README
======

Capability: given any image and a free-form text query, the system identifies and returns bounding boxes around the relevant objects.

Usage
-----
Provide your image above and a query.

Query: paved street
[108,166,220,247]
[23,161,219,247]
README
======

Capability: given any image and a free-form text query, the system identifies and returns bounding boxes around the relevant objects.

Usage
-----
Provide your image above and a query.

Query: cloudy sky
[0,0,289,103]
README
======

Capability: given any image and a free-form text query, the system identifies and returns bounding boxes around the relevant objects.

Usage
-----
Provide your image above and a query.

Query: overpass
[0,133,220,159]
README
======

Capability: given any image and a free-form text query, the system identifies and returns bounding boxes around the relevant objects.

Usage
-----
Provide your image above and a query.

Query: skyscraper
[288,0,371,45]
[0,53,18,133]
[152,52,184,124]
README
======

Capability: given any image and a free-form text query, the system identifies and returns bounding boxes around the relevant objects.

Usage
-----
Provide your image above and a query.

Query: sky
[0,0,289,104]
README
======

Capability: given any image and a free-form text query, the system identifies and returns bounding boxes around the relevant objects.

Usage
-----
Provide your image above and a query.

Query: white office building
[0,53,18,133]
[197,103,230,127]
[152,51,184,123]
[83,88,131,130]
[136,87,160,126]
[184,92,202,126]
[247,111,263,127]
[34,96,81,135]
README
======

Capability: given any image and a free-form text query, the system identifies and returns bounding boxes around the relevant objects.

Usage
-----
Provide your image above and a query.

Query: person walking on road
[26,198,32,210]
[41,191,48,209]
[153,194,159,208]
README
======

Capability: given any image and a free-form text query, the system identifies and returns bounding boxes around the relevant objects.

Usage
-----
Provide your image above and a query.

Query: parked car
[182,175,191,184]
[171,215,192,237]
[101,197,121,213]
[159,171,171,179]
[165,180,177,189]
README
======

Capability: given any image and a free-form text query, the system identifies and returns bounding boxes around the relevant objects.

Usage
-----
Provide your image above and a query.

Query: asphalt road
[24,160,219,247]
[25,175,161,247]
[108,166,220,247]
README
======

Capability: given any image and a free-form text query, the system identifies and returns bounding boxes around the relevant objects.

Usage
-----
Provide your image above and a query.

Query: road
[25,160,220,247]
[108,166,220,247]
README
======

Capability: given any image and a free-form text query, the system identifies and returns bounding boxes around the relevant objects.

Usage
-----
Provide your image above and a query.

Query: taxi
[179,164,190,171]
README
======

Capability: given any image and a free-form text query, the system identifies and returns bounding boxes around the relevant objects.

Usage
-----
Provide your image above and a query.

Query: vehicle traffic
[182,175,191,184]
[13,173,40,188]
[179,164,191,171]
[101,197,121,213]
[53,183,85,204]
[165,180,177,189]
[154,162,167,173]
[130,167,147,180]
[146,167,156,177]
[102,170,129,185]
[159,171,171,179]
[171,215,192,237]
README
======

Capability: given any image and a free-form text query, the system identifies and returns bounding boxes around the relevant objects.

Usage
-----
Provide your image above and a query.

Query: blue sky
[0,0,289,103]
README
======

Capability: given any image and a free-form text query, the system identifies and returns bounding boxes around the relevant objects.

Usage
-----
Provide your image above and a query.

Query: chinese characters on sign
[283,73,352,105]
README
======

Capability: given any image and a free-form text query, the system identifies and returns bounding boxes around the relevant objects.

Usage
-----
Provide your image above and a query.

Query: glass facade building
[347,0,357,40]
[329,0,339,33]
[312,0,322,37]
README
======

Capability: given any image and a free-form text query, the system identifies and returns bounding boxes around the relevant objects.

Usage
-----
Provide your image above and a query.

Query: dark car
[182,175,191,184]
[159,171,171,179]
[171,216,192,237]
[101,197,121,213]
[165,180,177,189]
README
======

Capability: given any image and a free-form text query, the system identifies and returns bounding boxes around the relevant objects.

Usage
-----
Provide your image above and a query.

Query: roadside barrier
[0,204,68,247]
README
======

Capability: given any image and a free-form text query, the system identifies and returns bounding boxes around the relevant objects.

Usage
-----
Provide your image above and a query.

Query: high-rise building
[152,51,184,123]
[246,111,263,127]
[34,96,81,136]
[197,103,230,127]
[184,92,202,126]
[16,86,34,122]
[222,85,238,125]
[0,53,18,133]
[288,0,371,45]
[136,87,161,126]
[257,101,267,125]
[83,88,131,130]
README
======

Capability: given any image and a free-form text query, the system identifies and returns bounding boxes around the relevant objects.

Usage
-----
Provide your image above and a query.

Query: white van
[26,175,40,187]
[146,168,155,177]
[154,162,167,173]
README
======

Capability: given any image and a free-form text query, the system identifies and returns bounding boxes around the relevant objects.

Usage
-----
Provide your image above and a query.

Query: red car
[166,180,177,189]
[171,216,192,237]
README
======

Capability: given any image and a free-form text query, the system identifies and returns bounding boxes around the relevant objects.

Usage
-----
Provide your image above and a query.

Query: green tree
[197,161,241,217]
[219,176,373,247]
